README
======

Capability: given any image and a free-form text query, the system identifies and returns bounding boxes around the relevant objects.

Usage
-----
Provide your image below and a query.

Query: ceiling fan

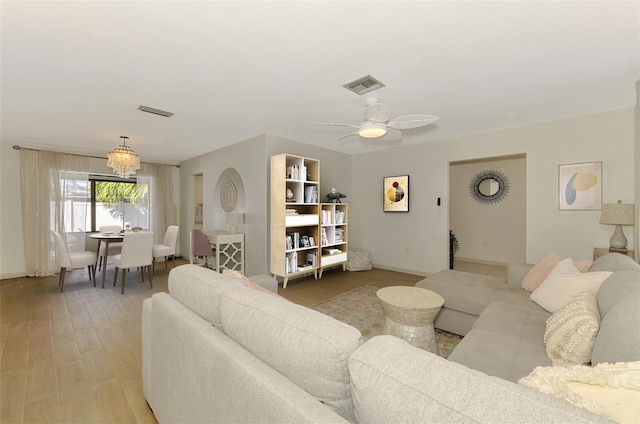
[315,97,438,141]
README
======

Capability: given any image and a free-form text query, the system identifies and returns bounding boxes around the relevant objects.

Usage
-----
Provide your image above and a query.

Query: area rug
[311,284,462,358]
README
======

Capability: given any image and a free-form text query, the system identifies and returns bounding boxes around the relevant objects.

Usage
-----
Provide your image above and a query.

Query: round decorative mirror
[469,170,510,204]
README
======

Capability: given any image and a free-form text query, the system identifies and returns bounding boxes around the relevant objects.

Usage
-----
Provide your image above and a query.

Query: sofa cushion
[591,291,640,365]
[544,291,600,365]
[219,287,362,421]
[349,336,607,424]
[416,270,505,316]
[529,259,611,312]
[448,329,551,382]
[595,270,640,318]
[589,252,640,273]
[168,264,243,326]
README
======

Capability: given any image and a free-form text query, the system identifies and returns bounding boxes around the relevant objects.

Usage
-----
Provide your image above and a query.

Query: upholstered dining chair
[152,225,179,273]
[191,228,215,268]
[51,231,96,292]
[96,225,123,270]
[112,231,153,295]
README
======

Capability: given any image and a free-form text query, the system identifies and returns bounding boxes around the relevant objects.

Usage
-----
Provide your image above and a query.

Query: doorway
[449,154,526,266]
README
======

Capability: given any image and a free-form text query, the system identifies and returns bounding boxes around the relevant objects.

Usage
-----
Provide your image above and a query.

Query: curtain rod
[12,145,180,168]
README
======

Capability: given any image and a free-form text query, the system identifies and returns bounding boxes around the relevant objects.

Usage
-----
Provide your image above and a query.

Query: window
[58,175,150,233]
[91,177,149,232]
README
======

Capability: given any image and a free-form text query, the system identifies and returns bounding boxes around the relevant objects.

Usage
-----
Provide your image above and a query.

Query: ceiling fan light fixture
[358,123,387,138]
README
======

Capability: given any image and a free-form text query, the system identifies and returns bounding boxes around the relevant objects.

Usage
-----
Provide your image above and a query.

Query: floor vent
[138,105,174,117]
[343,75,385,95]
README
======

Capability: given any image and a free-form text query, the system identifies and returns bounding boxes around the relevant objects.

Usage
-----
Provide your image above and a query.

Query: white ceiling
[2,1,638,164]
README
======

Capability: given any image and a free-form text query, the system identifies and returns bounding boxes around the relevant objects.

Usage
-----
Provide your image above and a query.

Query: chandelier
[107,136,141,178]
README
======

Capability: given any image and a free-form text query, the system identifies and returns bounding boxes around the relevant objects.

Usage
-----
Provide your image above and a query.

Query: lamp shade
[225,213,240,225]
[600,203,635,226]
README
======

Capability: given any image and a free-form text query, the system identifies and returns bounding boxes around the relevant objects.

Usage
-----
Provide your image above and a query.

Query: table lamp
[226,212,241,234]
[599,201,635,252]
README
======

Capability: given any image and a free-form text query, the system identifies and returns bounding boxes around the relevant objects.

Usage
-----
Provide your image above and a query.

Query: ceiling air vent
[138,105,174,117]
[343,75,385,95]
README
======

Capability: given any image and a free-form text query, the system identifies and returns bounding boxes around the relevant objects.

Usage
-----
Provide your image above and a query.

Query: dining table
[89,232,125,288]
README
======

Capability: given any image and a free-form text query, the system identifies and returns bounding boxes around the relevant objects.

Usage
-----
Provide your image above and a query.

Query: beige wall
[450,155,526,265]
[350,108,635,275]
[2,107,636,278]
[178,133,352,277]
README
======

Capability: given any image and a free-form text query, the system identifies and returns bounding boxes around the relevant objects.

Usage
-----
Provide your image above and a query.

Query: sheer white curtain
[138,162,175,244]
[19,149,89,276]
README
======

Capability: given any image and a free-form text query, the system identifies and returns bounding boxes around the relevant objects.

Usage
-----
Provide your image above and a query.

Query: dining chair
[97,225,123,270]
[191,228,215,268]
[51,231,96,292]
[112,231,153,294]
[152,225,179,273]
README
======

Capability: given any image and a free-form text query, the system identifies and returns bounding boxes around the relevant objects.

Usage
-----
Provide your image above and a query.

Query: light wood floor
[1,258,502,423]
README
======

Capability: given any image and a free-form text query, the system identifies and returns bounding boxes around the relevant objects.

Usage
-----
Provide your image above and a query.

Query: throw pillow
[519,361,640,423]
[522,255,593,292]
[222,269,280,297]
[530,259,611,312]
[522,253,562,292]
[544,291,600,365]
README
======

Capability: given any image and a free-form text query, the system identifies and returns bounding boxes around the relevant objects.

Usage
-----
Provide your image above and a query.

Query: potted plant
[449,230,460,270]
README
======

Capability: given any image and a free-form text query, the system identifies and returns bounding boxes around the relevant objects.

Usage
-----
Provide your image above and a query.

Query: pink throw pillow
[222,269,280,297]
[522,253,562,292]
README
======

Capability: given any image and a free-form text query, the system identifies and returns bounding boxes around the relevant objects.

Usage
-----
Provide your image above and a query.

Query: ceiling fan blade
[380,128,402,142]
[314,122,360,129]
[387,114,439,130]
[338,132,359,141]
[363,102,390,123]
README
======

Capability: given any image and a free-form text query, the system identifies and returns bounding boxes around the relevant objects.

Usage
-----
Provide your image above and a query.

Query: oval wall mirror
[469,170,510,204]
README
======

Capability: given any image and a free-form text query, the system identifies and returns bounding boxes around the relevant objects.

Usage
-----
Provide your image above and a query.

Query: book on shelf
[287,165,307,181]
[306,251,317,267]
[285,209,298,215]
[323,248,342,255]
[320,227,328,246]
[335,210,345,224]
[304,186,318,203]
[285,251,298,274]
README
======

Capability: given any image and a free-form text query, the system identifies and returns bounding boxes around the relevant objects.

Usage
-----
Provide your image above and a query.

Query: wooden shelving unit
[319,203,348,278]
[270,154,320,288]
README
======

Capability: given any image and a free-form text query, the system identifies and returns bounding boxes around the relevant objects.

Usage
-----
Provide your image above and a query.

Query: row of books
[321,209,345,225]
[320,227,329,246]
[286,232,316,250]
[284,251,318,274]
[304,186,318,203]
[287,165,307,181]
[335,228,344,243]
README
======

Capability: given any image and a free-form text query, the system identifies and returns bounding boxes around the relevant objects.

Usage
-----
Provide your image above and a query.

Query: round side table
[376,286,445,353]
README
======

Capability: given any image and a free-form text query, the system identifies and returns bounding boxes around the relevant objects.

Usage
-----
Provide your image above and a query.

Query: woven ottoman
[346,248,372,271]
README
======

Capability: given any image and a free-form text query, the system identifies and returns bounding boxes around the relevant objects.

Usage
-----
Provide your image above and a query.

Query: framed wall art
[384,175,409,212]
[558,161,602,210]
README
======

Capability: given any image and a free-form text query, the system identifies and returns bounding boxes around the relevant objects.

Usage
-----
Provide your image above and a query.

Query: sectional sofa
[140,258,638,423]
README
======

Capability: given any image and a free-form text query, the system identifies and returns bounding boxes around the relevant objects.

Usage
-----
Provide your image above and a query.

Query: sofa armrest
[507,263,534,286]
[349,336,608,423]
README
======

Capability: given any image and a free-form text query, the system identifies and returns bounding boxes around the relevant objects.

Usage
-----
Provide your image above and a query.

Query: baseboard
[1,272,28,280]
[371,263,430,277]
[455,257,509,267]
